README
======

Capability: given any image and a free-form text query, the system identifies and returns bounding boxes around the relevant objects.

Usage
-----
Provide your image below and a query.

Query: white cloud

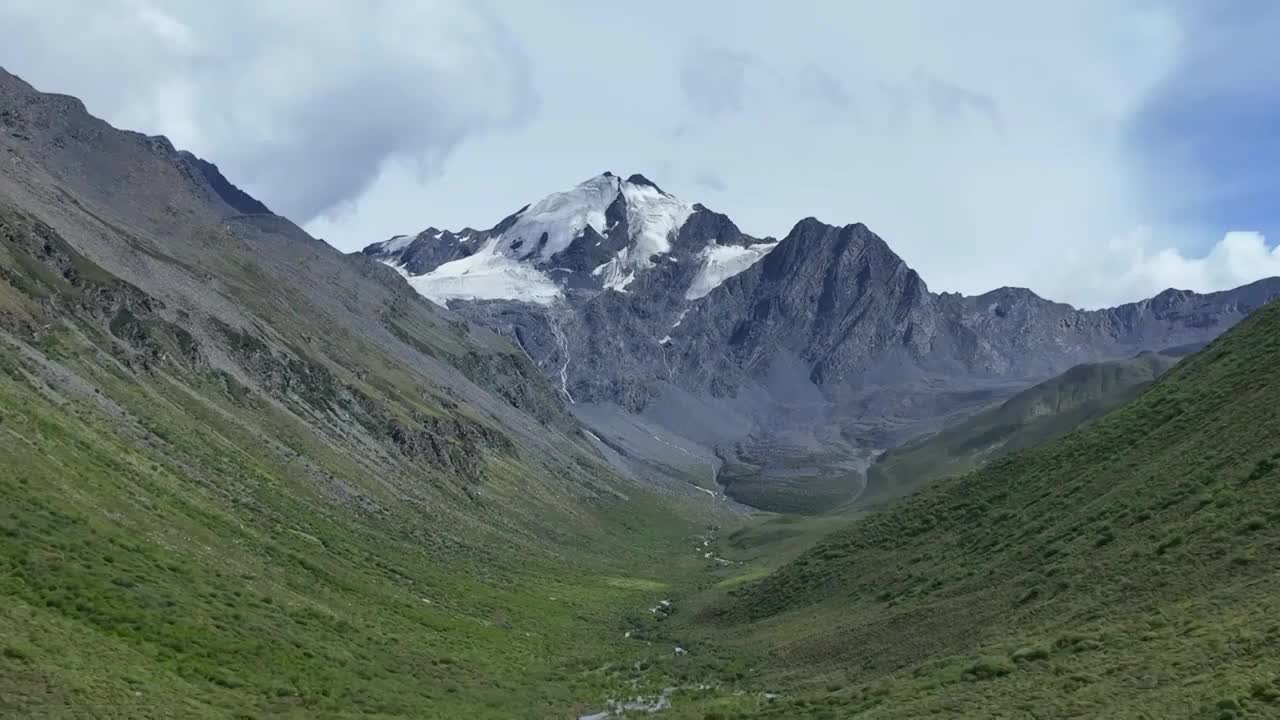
[693,171,727,193]
[680,42,758,117]
[0,0,537,222]
[785,64,857,121]
[680,43,860,123]
[1082,230,1280,303]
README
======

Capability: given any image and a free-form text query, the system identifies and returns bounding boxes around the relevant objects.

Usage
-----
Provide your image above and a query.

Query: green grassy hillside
[0,204,728,720]
[676,299,1280,718]
[858,350,1180,508]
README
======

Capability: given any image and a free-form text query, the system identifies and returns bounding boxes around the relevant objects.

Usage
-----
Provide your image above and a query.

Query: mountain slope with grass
[857,349,1183,508]
[0,67,733,719]
[681,298,1280,718]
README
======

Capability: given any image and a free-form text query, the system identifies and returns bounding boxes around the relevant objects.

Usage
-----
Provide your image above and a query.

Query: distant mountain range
[364,174,1280,508]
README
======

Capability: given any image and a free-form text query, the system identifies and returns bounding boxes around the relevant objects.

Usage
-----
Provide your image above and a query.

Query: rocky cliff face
[673,219,1279,406]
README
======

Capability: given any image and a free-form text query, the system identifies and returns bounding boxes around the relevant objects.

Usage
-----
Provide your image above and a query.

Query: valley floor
[565,508,1280,720]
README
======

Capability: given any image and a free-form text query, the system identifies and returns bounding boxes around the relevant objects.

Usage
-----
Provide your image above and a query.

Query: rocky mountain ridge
[364,174,1280,506]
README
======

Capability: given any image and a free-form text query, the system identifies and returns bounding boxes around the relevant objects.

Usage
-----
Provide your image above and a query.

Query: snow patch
[592,249,639,292]
[621,181,693,266]
[570,179,694,290]
[686,241,778,300]
[389,240,562,307]
[550,313,575,402]
[495,174,618,261]
[377,234,414,254]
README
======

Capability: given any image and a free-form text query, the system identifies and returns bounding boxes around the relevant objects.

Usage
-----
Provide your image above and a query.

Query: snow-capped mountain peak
[361,172,774,306]
[492,172,694,273]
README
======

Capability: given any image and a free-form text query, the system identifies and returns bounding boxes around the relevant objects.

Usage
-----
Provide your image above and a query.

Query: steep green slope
[859,350,1181,507]
[0,337,702,719]
[0,69,730,718]
[680,300,1280,718]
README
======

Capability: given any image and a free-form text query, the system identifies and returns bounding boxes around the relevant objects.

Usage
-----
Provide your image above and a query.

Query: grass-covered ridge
[859,349,1180,508]
[676,299,1280,718]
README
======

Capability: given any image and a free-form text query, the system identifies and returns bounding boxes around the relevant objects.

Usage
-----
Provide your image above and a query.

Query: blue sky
[1129,4,1280,239]
[2,0,1278,307]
